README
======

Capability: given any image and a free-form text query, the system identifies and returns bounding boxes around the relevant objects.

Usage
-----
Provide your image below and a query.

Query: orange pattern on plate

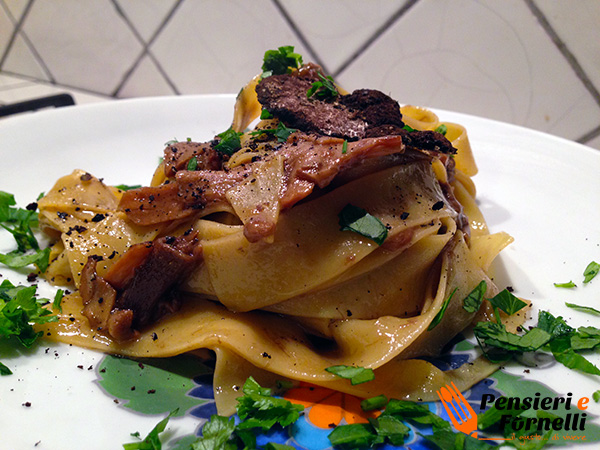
[284,382,380,429]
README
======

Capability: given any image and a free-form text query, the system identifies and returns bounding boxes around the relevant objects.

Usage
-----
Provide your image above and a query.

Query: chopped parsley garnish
[342,140,348,154]
[259,108,273,120]
[0,361,12,375]
[164,138,179,146]
[554,280,577,288]
[306,73,338,101]
[330,398,457,449]
[167,377,303,449]
[186,156,199,171]
[52,289,64,313]
[594,390,600,403]
[235,376,303,431]
[250,122,298,143]
[428,288,457,331]
[123,408,178,450]
[338,204,388,246]
[325,364,375,385]
[462,280,487,313]
[434,124,448,135]
[0,191,50,272]
[264,445,294,450]
[0,279,62,374]
[583,261,599,283]
[214,128,243,155]
[565,302,600,316]
[474,307,600,375]
[271,122,297,143]
[402,124,416,132]
[487,289,527,316]
[115,184,142,191]
[261,46,303,78]
[360,394,388,411]
[204,416,240,449]
[190,415,237,450]
[328,423,388,448]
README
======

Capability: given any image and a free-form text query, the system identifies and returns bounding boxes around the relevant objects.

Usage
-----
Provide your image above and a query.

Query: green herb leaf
[214,128,242,155]
[488,289,527,316]
[420,428,494,449]
[122,408,178,450]
[583,261,600,283]
[550,336,600,376]
[0,361,12,375]
[307,73,338,101]
[593,390,600,403]
[187,156,199,171]
[434,124,448,135]
[537,310,574,338]
[570,334,600,351]
[402,125,416,132]
[325,365,375,385]
[383,399,451,431]
[360,394,388,411]
[164,138,178,146]
[115,184,142,191]
[262,46,303,78]
[250,122,297,143]
[428,288,457,331]
[369,414,410,446]
[0,247,51,271]
[191,415,237,450]
[578,326,600,337]
[338,204,388,246]
[259,109,273,120]
[342,140,348,154]
[0,191,51,272]
[235,377,303,431]
[565,302,600,316]
[473,321,551,361]
[328,423,384,449]
[0,280,58,350]
[272,122,297,143]
[52,289,64,313]
[264,444,295,450]
[462,280,487,313]
[554,280,577,288]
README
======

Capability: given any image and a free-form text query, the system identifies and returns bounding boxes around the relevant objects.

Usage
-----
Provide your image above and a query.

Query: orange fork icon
[437,382,478,438]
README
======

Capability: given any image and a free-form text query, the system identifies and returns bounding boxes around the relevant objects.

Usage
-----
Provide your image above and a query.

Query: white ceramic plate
[1,96,599,449]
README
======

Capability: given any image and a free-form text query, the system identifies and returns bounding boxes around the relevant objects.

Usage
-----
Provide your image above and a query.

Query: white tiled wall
[1,0,599,150]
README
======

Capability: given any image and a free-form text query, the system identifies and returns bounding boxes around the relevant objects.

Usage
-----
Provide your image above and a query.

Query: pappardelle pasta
[36,49,523,415]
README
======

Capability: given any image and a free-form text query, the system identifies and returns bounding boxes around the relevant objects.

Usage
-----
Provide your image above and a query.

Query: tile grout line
[0,0,31,68]
[0,69,112,99]
[0,0,56,84]
[575,124,600,146]
[332,0,421,78]
[524,0,600,144]
[271,0,329,74]
[110,0,184,97]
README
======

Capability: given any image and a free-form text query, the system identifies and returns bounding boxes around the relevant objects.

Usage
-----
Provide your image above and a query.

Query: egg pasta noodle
[36,62,519,415]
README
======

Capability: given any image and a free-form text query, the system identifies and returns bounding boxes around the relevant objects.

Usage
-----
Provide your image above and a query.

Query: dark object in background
[0,93,75,118]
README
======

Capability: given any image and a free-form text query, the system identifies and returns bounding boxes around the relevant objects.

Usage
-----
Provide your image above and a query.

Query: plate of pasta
[1,50,600,450]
